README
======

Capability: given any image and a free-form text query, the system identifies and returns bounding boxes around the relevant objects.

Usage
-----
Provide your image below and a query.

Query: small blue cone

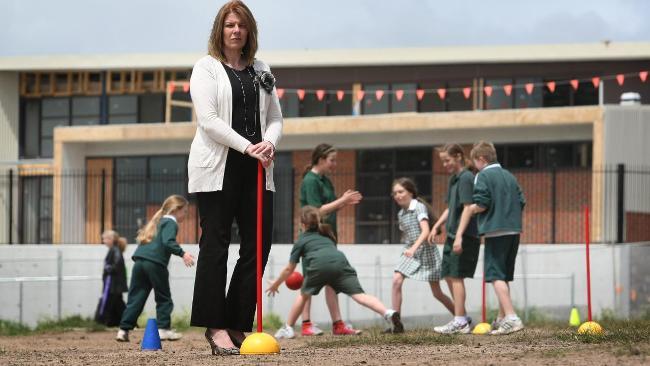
[141,318,162,351]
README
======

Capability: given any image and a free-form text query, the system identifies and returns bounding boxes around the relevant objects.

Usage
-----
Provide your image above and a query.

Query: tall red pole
[585,206,592,322]
[256,162,263,332]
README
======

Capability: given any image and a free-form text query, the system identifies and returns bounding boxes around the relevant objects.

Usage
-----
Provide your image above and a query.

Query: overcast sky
[1,0,649,56]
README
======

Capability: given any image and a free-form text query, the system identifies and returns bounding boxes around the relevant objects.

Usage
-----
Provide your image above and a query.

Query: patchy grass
[556,319,650,346]
[34,315,106,333]
[0,316,105,336]
[307,327,462,348]
[0,320,31,336]
[252,313,284,331]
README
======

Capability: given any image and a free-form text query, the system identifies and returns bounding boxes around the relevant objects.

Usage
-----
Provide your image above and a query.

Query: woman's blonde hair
[136,195,188,244]
[300,206,337,243]
[102,230,127,253]
[208,0,258,66]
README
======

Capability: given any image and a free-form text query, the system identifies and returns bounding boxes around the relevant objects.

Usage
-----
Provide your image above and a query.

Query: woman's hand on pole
[245,143,272,167]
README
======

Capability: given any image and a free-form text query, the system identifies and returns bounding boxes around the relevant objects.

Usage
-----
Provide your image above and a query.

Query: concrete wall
[0,72,19,244]
[1,242,647,327]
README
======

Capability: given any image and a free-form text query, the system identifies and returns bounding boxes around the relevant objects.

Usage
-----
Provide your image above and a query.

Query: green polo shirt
[132,217,185,267]
[300,171,337,234]
[473,163,526,235]
[446,169,478,239]
[289,231,347,272]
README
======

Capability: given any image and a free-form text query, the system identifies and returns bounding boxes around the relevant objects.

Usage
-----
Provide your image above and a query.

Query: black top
[103,246,127,294]
[223,63,262,144]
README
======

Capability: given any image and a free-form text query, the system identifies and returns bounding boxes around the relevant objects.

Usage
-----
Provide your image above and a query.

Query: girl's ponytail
[136,194,189,244]
[318,223,337,244]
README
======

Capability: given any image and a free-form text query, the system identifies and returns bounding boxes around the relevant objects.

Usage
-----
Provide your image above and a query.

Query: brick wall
[626,212,650,242]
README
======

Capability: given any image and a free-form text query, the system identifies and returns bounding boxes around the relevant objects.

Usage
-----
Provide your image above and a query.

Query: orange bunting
[182,83,190,93]
[483,86,493,97]
[436,88,445,100]
[276,88,285,99]
[616,74,625,86]
[525,83,534,95]
[570,79,579,90]
[167,81,175,94]
[416,89,425,101]
[462,87,471,99]
[395,89,404,101]
[316,89,326,101]
[336,90,345,101]
[375,90,384,101]
[297,89,305,101]
[356,90,365,101]
[546,81,556,93]
[504,84,512,96]
[591,77,600,88]
[641,71,649,82]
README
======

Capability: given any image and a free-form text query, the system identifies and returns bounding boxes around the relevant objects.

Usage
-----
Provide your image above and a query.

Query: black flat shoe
[390,312,404,334]
[204,329,239,356]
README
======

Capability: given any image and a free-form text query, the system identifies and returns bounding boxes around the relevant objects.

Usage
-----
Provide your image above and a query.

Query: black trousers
[190,151,273,331]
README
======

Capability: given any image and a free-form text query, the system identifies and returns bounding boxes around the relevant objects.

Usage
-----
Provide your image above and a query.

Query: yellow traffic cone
[569,307,581,327]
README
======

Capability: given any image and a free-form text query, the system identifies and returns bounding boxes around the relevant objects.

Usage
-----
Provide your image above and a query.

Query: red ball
[285,271,304,290]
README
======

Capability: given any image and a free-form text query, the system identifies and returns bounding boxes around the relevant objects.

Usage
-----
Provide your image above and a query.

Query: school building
[0,42,649,245]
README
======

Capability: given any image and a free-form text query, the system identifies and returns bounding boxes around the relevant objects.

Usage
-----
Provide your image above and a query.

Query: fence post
[616,164,625,244]
[100,169,106,235]
[57,250,63,321]
[550,167,557,244]
[19,281,24,324]
[8,169,13,245]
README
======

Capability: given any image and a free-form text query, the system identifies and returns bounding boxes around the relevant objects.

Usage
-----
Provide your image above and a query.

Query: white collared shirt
[163,214,177,223]
[475,163,502,184]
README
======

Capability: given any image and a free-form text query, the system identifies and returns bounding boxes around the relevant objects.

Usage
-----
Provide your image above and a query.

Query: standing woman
[297,143,363,336]
[95,230,127,327]
[188,0,283,356]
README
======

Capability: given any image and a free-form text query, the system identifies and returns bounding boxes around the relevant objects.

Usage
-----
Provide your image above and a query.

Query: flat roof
[1,42,649,71]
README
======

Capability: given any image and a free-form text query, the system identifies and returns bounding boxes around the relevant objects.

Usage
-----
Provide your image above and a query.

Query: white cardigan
[187,55,283,193]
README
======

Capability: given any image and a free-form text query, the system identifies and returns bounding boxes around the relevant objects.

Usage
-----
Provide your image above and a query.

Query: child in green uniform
[455,141,526,335]
[268,206,403,339]
[116,195,195,342]
[430,144,480,334]
[298,143,362,336]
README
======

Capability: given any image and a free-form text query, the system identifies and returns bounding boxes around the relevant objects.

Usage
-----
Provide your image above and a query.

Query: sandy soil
[0,328,647,366]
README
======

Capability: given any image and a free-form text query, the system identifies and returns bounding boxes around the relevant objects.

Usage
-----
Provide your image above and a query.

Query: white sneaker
[115,329,129,342]
[159,328,183,341]
[274,324,296,339]
[434,320,471,334]
[490,318,524,335]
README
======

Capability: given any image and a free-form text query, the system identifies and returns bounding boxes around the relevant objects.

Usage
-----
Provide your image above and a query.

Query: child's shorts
[302,265,364,296]
[484,234,520,282]
[441,235,480,278]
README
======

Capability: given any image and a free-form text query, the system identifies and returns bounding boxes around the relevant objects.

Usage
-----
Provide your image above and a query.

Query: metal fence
[0,165,649,245]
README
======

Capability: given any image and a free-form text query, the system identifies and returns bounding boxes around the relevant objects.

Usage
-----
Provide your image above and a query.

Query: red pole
[256,162,263,332]
[585,206,592,322]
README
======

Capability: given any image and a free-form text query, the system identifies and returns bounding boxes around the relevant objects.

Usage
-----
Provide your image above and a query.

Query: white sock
[454,316,467,325]
[506,314,520,321]
[384,309,396,319]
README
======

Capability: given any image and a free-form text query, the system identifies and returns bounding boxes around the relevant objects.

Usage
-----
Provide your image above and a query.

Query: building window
[391,83,417,113]
[498,142,592,169]
[272,152,294,243]
[114,157,148,241]
[71,96,101,126]
[41,98,70,158]
[22,100,41,158]
[514,78,543,109]
[301,91,327,117]
[280,93,299,118]
[20,176,52,244]
[446,80,473,111]
[139,93,165,123]
[362,84,390,115]
[108,95,138,124]
[356,147,432,244]
[485,79,514,110]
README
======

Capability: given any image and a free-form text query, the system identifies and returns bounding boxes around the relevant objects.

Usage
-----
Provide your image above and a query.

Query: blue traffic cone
[141,318,162,351]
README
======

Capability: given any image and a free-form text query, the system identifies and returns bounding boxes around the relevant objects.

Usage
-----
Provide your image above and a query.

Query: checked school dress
[394,199,442,282]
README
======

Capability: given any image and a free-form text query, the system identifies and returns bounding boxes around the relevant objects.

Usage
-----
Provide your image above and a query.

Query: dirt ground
[0,327,647,366]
